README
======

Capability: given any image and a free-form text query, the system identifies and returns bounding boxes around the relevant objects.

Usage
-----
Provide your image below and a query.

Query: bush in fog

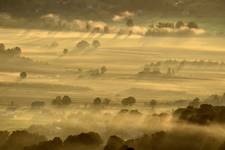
[189,97,201,108]
[204,93,225,105]
[121,97,136,106]
[52,96,72,106]
[0,43,5,51]
[126,19,134,27]
[92,40,101,49]
[130,109,142,115]
[93,97,111,105]
[118,109,142,116]
[175,21,185,29]
[63,49,69,55]
[157,22,174,28]
[119,109,129,114]
[93,97,102,105]
[31,101,45,109]
[104,26,110,33]
[100,66,107,74]
[149,99,157,109]
[187,21,199,29]
[76,40,90,49]
[20,72,27,79]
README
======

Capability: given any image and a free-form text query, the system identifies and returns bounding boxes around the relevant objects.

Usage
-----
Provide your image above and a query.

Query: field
[1,28,225,105]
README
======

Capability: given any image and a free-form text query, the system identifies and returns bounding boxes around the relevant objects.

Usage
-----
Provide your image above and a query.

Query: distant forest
[0,0,224,19]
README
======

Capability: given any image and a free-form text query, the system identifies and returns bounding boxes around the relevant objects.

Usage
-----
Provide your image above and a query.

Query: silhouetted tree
[149,99,157,109]
[63,48,68,55]
[175,21,185,28]
[121,97,136,106]
[62,95,72,105]
[0,43,5,52]
[20,72,27,79]
[76,40,90,49]
[93,97,102,105]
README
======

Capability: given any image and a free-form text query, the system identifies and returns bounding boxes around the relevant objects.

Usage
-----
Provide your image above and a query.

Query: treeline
[0,43,22,57]
[1,129,225,150]
[0,0,224,19]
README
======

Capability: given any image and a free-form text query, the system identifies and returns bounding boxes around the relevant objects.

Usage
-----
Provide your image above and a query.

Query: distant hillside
[0,0,224,19]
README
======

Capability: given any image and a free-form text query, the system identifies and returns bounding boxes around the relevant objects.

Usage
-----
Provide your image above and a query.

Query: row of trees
[29,96,158,109]
[52,96,72,106]
[155,21,199,29]
[174,103,225,125]
[0,43,22,57]
[76,40,101,49]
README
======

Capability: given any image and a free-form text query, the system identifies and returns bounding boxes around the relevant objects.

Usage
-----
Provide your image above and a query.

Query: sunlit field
[1,28,225,105]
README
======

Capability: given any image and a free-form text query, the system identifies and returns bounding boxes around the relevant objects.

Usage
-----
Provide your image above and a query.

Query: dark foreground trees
[1,129,225,150]
[25,132,102,150]
[0,130,46,150]
[174,104,225,125]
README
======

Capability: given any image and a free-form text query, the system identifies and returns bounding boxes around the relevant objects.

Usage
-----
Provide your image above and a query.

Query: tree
[149,99,157,109]
[93,97,102,105]
[175,21,185,29]
[20,72,27,79]
[121,96,136,106]
[100,66,107,74]
[0,43,5,52]
[62,95,72,105]
[92,40,101,48]
[126,19,134,27]
[189,97,200,108]
[31,101,45,109]
[13,47,22,56]
[63,49,68,55]
[52,96,62,105]
[76,40,90,49]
